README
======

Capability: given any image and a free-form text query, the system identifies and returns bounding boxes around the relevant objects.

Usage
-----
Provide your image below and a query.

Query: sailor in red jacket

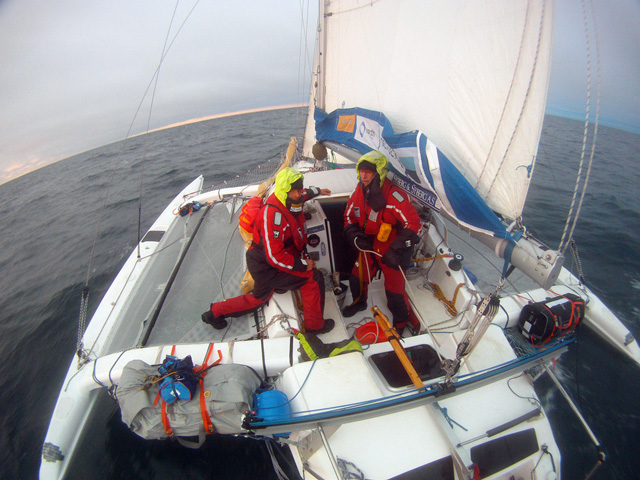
[343,151,422,332]
[202,167,334,333]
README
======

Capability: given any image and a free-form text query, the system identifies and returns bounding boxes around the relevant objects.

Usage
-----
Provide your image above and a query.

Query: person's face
[288,188,303,202]
[359,169,375,187]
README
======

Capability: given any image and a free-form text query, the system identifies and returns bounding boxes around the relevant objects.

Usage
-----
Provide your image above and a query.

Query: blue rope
[250,336,575,428]
[501,230,523,279]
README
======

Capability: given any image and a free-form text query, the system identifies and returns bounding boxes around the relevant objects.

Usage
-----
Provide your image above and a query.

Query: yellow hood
[274,167,303,205]
[356,151,388,187]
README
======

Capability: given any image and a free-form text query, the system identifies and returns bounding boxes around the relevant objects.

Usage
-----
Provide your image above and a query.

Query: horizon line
[140,103,307,136]
[1,104,308,186]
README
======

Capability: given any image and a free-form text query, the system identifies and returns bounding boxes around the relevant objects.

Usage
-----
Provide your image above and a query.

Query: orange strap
[157,344,225,436]
[194,344,223,434]
[161,400,173,436]
[199,379,216,434]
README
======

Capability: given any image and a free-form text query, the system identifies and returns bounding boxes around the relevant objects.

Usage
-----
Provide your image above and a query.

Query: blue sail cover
[315,107,511,240]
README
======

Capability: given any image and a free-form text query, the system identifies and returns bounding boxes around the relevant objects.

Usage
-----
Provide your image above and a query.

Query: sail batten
[304,0,555,221]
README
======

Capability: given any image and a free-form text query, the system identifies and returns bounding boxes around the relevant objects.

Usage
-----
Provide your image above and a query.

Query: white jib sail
[303,0,554,221]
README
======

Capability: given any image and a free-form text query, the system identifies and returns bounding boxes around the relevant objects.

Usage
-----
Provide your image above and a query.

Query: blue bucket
[254,390,290,421]
[254,390,291,438]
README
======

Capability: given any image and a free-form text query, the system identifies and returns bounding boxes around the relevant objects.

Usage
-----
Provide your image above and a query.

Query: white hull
[41,165,637,479]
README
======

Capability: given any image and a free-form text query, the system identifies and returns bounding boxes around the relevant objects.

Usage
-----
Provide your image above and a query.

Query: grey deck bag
[117,360,261,444]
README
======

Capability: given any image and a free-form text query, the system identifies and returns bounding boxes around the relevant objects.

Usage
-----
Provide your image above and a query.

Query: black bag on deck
[517,293,584,346]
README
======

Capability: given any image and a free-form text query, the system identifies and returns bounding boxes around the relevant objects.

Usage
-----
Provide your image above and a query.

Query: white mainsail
[303,0,554,222]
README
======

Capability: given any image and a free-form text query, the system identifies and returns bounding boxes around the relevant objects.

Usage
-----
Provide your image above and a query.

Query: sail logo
[392,175,439,210]
[359,122,377,140]
[355,116,385,152]
[337,114,356,132]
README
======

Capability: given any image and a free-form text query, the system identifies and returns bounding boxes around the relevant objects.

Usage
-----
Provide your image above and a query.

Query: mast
[316,0,327,110]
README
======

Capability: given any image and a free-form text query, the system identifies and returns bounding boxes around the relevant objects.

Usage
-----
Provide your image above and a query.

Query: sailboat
[40,1,639,479]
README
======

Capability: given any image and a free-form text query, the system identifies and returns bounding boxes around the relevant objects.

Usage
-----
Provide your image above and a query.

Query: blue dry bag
[158,355,198,404]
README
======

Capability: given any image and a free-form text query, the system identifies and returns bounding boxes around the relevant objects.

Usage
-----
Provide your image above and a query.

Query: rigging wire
[136,0,182,258]
[76,1,202,354]
[296,0,314,133]
[558,0,601,255]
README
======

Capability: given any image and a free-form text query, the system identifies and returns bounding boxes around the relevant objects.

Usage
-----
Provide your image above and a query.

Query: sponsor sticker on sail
[337,114,356,132]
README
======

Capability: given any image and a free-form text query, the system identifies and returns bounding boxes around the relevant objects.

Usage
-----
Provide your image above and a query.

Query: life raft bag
[517,293,585,346]
[117,360,262,440]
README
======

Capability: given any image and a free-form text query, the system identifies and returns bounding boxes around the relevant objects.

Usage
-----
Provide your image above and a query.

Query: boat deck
[98,168,592,372]
[100,181,467,359]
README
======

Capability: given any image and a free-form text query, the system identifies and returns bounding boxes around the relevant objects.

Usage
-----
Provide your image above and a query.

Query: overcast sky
[1,0,639,185]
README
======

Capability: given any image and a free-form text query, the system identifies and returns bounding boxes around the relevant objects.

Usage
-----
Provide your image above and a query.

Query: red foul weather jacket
[250,188,320,272]
[344,179,421,256]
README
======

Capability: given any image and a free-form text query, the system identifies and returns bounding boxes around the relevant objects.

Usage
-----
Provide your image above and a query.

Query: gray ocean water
[0,107,638,479]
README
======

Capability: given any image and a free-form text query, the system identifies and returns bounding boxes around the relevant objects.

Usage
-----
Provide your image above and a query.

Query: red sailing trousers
[211,263,326,330]
[351,251,418,328]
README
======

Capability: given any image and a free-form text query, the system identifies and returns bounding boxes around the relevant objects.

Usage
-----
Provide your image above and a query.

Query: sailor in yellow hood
[275,167,305,214]
[342,150,422,333]
[355,150,388,187]
[203,166,334,333]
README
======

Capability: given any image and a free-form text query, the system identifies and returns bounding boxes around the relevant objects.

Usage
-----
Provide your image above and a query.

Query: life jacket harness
[238,196,264,235]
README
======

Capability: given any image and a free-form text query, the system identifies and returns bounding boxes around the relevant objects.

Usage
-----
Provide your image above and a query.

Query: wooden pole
[372,306,425,389]
[256,137,297,198]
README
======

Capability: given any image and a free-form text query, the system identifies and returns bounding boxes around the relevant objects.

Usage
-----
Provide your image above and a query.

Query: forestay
[303,0,554,221]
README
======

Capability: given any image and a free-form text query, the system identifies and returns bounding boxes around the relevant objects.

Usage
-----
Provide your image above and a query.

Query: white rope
[265,438,291,480]
[558,0,601,254]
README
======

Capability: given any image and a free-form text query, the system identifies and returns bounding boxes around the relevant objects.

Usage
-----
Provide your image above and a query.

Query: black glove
[382,228,419,268]
[344,224,373,251]
[354,235,373,252]
[381,248,402,268]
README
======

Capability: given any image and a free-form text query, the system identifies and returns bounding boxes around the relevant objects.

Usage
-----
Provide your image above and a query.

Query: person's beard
[286,197,304,215]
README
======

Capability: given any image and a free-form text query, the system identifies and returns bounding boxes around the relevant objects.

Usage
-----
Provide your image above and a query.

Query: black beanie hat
[357,160,377,172]
[289,177,304,191]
